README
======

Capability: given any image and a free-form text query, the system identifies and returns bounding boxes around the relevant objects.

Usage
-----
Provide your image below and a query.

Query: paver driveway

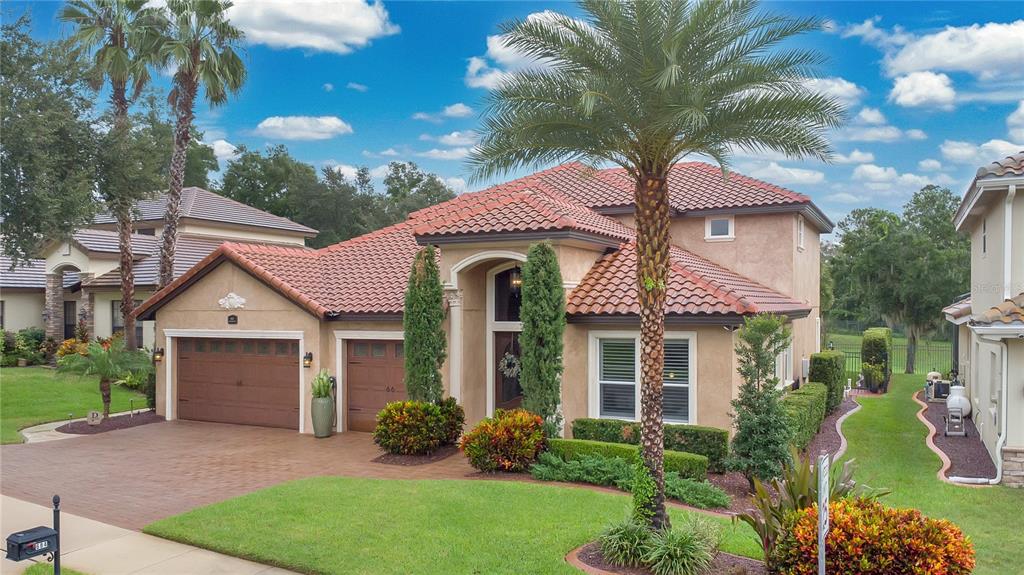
[0,420,475,530]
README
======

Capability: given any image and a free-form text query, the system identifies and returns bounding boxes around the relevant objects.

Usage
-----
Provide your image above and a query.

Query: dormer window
[705,216,734,241]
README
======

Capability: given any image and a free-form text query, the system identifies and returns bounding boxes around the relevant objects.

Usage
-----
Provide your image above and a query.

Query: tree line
[822,185,969,373]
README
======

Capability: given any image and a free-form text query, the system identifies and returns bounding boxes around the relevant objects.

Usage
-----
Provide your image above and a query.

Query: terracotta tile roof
[567,242,810,318]
[942,297,972,321]
[975,151,1024,180]
[410,180,634,243]
[93,187,317,236]
[972,294,1024,326]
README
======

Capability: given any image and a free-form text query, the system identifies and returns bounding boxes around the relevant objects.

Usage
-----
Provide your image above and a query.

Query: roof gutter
[955,176,1024,232]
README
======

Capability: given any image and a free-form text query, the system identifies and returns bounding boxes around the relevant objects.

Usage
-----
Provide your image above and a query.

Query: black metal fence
[828,340,952,382]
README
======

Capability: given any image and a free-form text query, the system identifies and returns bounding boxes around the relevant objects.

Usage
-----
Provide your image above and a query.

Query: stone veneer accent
[1003,446,1024,487]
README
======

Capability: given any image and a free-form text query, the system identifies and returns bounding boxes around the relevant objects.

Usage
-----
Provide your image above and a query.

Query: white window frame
[797,215,805,251]
[775,342,794,389]
[704,215,735,242]
[588,330,697,424]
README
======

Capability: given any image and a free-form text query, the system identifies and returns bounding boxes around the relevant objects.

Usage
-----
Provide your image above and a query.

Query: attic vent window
[705,216,734,241]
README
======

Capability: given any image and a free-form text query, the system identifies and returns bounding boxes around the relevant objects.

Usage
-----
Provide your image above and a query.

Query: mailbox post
[5,494,60,574]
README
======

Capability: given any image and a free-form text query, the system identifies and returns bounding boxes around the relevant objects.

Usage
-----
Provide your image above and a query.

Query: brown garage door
[347,340,406,432]
[177,338,299,429]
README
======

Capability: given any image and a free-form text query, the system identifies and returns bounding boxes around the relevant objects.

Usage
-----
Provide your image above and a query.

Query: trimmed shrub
[809,351,845,413]
[530,451,634,486]
[642,515,721,575]
[403,246,447,403]
[546,438,708,480]
[519,241,565,436]
[437,397,465,445]
[782,382,828,450]
[373,401,446,455]
[459,408,546,472]
[663,474,731,510]
[862,327,892,392]
[600,518,651,568]
[144,370,156,409]
[572,418,728,473]
[773,498,974,575]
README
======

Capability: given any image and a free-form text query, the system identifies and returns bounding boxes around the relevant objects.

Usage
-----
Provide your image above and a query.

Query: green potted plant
[311,369,335,438]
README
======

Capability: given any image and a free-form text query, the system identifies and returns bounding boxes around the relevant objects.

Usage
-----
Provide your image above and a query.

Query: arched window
[492,266,522,322]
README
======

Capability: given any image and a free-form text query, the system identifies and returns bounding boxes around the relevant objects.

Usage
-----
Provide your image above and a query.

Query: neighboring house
[943,151,1024,487]
[136,162,828,437]
[0,187,316,348]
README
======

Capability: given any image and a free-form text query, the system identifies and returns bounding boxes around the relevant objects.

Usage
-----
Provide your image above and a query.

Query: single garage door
[177,338,299,429]
[347,340,406,432]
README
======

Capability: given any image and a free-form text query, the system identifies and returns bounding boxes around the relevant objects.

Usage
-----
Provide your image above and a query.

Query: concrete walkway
[0,496,296,575]
[18,410,143,444]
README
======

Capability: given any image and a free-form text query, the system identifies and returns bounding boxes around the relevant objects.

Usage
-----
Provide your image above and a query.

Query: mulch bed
[706,471,762,515]
[56,410,163,435]
[806,397,858,459]
[576,541,765,575]
[916,391,996,479]
[372,445,459,466]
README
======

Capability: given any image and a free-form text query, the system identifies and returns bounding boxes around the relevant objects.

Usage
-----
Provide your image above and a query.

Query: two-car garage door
[177,338,300,429]
[176,337,406,432]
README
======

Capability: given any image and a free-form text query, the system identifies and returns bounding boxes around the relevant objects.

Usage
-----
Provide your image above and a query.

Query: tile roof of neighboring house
[523,162,833,231]
[92,187,317,236]
[942,297,972,321]
[69,229,160,257]
[137,161,816,321]
[1,256,79,289]
[567,242,810,318]
[975,151,1024,181]
[85,235,246,288]
[410,180,634,244]
[972,294,1024,326]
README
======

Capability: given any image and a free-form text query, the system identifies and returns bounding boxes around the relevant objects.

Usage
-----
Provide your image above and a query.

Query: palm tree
[58,337,153,417]
[468,0,843,530]
[59,0,165,349]
[157,0,245,289]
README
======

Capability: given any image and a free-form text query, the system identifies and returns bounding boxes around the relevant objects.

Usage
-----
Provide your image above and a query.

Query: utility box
[5,526,57,561]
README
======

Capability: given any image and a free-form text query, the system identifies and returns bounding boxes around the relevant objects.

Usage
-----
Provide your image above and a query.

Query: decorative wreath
[497,351,521,379]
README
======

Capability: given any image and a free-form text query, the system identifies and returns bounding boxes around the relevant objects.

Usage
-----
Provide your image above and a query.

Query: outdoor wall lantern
[152,348,164,363]
[303,352,314,368]
[509,268,522,290]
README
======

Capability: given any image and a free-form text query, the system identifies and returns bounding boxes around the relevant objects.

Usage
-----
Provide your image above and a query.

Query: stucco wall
[152,262,322,433]
[92,290,156,347]
[1007,339,1024,450]
[969,199,1005,314]
[1,291,45,332]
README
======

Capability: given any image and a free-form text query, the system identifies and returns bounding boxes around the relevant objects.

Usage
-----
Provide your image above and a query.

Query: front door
[494,331,523,410]
[63,301,77,340]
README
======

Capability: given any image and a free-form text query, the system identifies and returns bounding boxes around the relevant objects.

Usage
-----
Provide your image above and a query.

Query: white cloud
[840,17,913,51]
[889,71,956,110]
[856,107,885,125]
[852,164,899,182]
[465,11,578,89]
[368,164,391,179]
[884,20,1024,81]
[465,56,508,90]
[254,116,353,140]
[380,148,399,157]
[803,77,866,107]
[209,139,238,164]
[322,83,334,92]
[346,82,368,92]
[838,126,901,143]
[853,163,952,190]
[444,177,468,193]
[330,163,359,180]
[412,103,474,123]
[421,130,479,147]
[417,147,472,161]
[940,139,1023,166]
[918,158,942,172]
[827,192,864,204]
[1008,101,1024,141]
[906,129,928,140]
[746,162,825,185]
[226,0,398,54]
[833,149,875,164]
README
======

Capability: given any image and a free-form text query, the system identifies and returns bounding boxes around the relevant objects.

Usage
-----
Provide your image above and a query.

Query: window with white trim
[981,218,987,254]
[595,333,694,423]
[775,343,794,388]
[797,216,805,250]
[704,216,734,241]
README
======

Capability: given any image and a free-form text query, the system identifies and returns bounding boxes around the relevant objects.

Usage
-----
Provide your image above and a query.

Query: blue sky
[9,1,1024,225]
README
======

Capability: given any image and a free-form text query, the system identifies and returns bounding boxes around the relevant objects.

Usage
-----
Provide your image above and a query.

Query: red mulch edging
[915,391,996,479]
[372,445,459,466]
[573,541,765,575]
[56,410,163,435]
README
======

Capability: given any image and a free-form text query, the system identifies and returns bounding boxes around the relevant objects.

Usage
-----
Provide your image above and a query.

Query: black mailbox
[6,526,57,561]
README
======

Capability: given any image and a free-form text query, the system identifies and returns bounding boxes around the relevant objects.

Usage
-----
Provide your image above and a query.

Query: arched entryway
[487,262,524,412]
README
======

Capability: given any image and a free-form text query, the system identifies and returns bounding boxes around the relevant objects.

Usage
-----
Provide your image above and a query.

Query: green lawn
[145,477,760,575]
[841,373,1024,575]
[0,366,146,444]
[23,564,89,575]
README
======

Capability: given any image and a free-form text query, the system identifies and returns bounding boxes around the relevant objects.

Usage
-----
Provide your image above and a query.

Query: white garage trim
[333,330,404,433]
[161,329,307,433]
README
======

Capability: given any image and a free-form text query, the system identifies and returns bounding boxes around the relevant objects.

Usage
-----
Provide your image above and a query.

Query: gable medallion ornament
[218,292,247,310]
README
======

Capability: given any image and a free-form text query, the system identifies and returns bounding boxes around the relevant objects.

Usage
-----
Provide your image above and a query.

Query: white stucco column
[446,289,463,402]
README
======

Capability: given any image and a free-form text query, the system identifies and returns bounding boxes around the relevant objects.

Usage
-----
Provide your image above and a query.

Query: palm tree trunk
[158,83,197,289]
[100,377,112,417]
[117,211,137,349]
[635,171,671,531]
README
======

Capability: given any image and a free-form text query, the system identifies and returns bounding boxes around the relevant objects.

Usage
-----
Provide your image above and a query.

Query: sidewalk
[1,496,295,575]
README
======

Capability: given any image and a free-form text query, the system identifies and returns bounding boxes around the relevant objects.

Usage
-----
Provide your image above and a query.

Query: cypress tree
[403,246,447,402]
[519,241,565,435]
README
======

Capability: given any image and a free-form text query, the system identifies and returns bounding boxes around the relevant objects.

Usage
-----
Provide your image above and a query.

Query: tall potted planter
[311,369,335,438]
